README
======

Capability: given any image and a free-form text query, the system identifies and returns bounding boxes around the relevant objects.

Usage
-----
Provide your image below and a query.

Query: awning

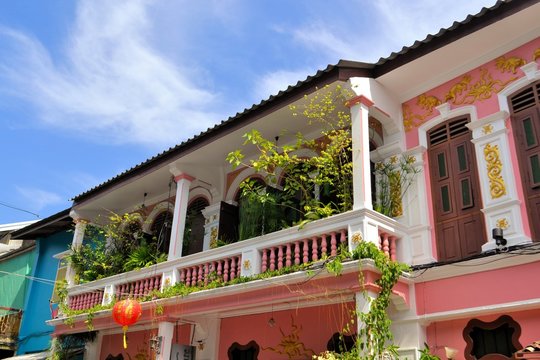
[2,351,49,360]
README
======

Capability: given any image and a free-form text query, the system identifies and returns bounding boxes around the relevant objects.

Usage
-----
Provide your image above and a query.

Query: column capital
[346,94,374,108]
[174,173,195,183]
[169,165,195,182]
[69,209,89,224]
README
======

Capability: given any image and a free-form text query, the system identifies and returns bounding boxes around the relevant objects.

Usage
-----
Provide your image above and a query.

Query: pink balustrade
[179,256,242,286]
[379,232,397,261]
[68,290,104,311]
[115,274,162,300]
[260,229,347,272]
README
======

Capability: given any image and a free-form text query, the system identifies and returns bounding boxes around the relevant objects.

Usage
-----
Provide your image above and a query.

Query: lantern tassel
[122,325,128,349]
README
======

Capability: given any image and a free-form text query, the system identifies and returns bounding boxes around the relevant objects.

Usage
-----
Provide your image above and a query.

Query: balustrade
[260,229,347,272]
[0,310,22,339]
[63,209,405,315]
[178,256,241,286]
[68,290,104,310]
[379,232,397,260]
[115,274,162,300]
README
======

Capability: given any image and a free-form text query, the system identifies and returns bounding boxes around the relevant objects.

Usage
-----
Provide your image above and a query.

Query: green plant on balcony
[374,154,420,218]
[227,85,353,235]
[67,212,167,283]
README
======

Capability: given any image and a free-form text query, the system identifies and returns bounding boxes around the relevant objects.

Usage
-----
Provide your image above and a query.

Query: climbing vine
[314,241,410,359]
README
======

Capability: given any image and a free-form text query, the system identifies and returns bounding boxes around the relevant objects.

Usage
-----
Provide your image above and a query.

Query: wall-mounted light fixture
[492,227,507,249]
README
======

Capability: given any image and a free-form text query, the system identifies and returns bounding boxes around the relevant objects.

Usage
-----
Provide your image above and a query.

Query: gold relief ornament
[496,55,526,74]
[417,94,442,113]
[483,143,507,199]
[402,104,428,132]
[534,48,540,61]
[496,218,509,230]
[209,226,218,248]
[482,124,494,135]
[403,59,521,131]
[453,68,516,105]
[243,259,251,270]
[445,74,472,103]
[262,315,315,359]
[389,172,403,217]
[351,232,363,245]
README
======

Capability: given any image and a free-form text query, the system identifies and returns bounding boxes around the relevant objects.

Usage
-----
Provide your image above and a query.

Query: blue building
[9,209,72,358]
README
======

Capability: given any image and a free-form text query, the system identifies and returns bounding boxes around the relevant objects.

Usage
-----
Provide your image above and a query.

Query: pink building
[49,1,540,359]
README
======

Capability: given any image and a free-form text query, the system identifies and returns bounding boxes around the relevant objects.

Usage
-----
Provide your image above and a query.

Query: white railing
[65,208,407,312]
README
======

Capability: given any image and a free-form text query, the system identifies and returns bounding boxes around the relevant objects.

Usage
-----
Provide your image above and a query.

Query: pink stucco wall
[219,303,355,359]
[401,38,540,256]
[426,309,540,360]
[99,324,191,360]
[415,260,540,315]
[403,39,540,148]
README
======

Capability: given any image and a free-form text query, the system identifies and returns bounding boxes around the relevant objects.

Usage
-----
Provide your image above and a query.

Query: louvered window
[510,81,540,113]
[429,117,469,146]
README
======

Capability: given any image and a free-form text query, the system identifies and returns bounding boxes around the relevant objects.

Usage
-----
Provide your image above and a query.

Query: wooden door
[428,117,486,261]
[510,81,540,241]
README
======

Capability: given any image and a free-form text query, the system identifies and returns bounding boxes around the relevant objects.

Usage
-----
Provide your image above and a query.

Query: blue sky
[0,0,497,223]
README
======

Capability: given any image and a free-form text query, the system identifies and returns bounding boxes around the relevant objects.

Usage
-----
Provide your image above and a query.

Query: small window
[51,258,68,303]
[464,315,522,360]
[441,185,452,213]
[529,154,540,186]
[522,117,537,148]
[228,341,259,360]
[437,152,448,178]
[460,178,473,209]
[457,144,468,172]
[327,332,357,354]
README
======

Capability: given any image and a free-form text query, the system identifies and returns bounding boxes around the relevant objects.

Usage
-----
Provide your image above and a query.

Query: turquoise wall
[16,231,71,355]
[0,249,35,315]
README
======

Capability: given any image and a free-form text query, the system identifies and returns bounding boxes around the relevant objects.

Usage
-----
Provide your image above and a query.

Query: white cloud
[0,0,222,148]
[288,0,498,63]
[291,24,358,60]
[15,186,64,212]
[254,69,314,101]
[371,0,499,56]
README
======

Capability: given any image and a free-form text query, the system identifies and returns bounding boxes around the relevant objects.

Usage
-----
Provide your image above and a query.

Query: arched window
[509,81,540,241]
[428,116,486,261]
[464,315,522,360]
[150,211,173,253]
[228,341,259,360]
[183,197,209,256]
[236,177,278,240]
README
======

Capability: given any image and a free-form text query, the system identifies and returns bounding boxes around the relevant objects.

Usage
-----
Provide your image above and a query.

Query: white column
[84,331,103,359]
[468,111,531,250]
[157,321,175,360]
[349,95,374,211]
[356,289,377,357]
[168,172,194,261]
[192,318,220,360]
[65,218,87,286]
[402,146,436,265]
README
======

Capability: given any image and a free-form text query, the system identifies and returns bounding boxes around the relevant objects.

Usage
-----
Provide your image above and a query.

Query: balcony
[63,208,407,313]
[0,308,22,351]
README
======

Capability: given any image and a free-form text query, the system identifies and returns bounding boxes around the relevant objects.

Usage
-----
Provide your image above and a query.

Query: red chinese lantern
[112,299,142,349]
